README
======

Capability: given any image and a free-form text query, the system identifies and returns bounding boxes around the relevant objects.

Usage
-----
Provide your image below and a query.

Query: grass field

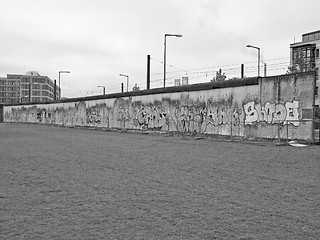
[0,123,319,239]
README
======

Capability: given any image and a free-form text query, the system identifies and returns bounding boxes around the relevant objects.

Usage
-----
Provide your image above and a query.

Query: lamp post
[164,33,182,88]
[246,44,260,77]
[119,74,129,92]
[58,71,70,99]
[97,85,106,95]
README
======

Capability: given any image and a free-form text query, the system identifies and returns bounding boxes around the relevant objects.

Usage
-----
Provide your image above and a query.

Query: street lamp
[246,44,260,77]
[97,85,106,95]
[164,33,182,88]
[119,74,129,92]
[58,71,70,99]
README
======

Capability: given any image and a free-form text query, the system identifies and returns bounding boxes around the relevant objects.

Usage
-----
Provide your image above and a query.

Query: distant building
[173,77,188,87]
[290,30,320,105]
[0,77,20,104]
[181,76,189,85]
[0,71,60,104]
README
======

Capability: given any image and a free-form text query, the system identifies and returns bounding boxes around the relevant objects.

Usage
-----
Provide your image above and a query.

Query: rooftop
[302,30,320,42]
[290,30,320,48]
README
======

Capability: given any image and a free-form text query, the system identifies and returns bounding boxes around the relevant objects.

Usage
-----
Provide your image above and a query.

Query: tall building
[0,77,21,104]
[0,71,60,104]
[290,30,320,105]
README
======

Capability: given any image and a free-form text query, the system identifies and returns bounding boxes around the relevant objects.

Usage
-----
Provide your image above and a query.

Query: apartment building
[0,77,21,104]
[290,30,320,105]
[0,71,60,104]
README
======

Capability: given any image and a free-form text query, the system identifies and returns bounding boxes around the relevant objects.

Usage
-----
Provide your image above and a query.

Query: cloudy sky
[0,0,319,98]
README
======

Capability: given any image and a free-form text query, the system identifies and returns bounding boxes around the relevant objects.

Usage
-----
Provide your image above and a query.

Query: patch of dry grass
[0,123,319,239]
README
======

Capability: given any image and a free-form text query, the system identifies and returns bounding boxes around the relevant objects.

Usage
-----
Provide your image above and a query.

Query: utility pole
[147,55,150,90]
[241,64,244,78]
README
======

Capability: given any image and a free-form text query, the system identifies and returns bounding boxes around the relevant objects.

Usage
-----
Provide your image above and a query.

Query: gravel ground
[0,123,319,240]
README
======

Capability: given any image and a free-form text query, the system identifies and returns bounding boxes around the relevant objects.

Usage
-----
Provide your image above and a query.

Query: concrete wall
[3,72,316,141]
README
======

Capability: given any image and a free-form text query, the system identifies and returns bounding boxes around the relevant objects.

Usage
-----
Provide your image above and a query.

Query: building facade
[0,71,60,104]
[290,30,320,106]
[0,77,21,104]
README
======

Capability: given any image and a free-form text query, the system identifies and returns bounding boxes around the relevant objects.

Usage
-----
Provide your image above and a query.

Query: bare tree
[211,69,227,82]
[287,48,309,74]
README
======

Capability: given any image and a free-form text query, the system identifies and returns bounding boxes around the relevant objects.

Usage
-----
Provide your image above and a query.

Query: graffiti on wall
[3,99,302,134]
[206,107,243,126]
[4,70,315,141]
[134,105,169,130]
[131,100,300,133]
[174,104,207,133]
[86,108,101,124]
[116,105,130,128]
[36,111,42,122]
[5,100,300,133]
[244,100,299,126]
[131,104,244,133]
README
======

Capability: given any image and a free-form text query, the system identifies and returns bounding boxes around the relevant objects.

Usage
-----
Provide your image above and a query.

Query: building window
[306,49,310,57]
[309,34,315,41]
[316,49,319,58]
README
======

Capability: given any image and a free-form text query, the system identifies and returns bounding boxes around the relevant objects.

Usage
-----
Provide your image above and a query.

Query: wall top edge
[4,77,260,107]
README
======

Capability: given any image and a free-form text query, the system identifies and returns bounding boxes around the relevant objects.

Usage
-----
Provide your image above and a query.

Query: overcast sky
[0,0,319,98]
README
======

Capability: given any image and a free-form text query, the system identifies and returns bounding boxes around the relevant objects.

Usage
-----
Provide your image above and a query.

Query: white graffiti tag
[244,101,299,126]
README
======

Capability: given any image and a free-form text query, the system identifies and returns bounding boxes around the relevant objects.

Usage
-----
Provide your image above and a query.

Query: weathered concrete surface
[3,72,316,140]
[0,123,319,239]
